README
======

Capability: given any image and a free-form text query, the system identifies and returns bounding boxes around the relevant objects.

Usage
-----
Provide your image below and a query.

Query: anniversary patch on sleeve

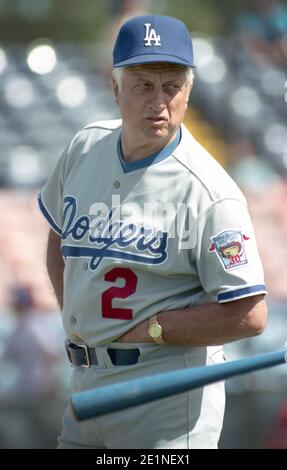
[209,229,249,271]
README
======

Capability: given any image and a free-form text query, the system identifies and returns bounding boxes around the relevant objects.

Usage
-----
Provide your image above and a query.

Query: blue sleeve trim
[218,284,267,303]
[38,193,62,235]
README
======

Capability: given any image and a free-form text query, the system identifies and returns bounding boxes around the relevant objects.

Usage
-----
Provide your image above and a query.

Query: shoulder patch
[209,229,250,270]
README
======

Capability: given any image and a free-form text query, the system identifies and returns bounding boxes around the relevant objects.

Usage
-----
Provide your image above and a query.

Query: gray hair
[112,66,194,91]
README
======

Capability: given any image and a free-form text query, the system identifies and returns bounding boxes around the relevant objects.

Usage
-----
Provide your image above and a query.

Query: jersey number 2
[102,268,138,320]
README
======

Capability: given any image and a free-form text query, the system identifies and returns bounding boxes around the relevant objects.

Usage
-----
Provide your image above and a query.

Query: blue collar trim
[117,127,181,174]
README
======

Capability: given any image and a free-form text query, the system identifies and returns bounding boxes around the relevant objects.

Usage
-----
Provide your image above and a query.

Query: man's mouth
[146,116,167,123]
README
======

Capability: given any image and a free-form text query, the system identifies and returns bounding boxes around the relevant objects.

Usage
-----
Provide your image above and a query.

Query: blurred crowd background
[0,0,287,449]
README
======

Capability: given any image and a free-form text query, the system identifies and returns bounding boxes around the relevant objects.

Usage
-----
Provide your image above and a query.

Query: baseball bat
[70,348,287,421]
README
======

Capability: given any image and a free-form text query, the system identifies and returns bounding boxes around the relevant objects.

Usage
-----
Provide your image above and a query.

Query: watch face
[149,324,162,338]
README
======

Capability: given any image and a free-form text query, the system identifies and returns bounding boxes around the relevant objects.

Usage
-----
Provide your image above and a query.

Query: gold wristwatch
[148,315,165,344]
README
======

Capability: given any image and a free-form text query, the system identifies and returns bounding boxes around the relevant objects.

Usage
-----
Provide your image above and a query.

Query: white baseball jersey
[39,119,266,346]
[39,119,267,449]
[39,120,266,346]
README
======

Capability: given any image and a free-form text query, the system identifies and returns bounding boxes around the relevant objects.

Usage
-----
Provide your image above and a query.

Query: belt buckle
[77,343,91,368]
[65,339,91,368]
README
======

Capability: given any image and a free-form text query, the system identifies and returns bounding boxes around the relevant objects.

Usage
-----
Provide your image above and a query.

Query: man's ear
[188,82,193,97]
[112,77,119,104]
[185,84,193,106]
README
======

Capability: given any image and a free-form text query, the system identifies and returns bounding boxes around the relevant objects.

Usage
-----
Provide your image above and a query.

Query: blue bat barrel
[71,349,287,421]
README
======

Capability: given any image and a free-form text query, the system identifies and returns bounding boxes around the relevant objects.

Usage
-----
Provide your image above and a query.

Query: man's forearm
[117,295,267,346]
[46,229,64,310]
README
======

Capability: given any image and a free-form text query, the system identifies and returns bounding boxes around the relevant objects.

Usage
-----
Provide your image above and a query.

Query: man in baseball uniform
[38,15,267,449]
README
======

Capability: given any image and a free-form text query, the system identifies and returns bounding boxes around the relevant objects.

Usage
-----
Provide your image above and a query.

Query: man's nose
[148,87,166,109]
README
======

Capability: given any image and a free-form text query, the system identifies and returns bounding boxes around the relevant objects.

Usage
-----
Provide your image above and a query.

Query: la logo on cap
[144,23,161,46]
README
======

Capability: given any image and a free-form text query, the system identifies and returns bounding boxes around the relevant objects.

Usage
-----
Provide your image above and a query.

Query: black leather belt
[65,340,140,368]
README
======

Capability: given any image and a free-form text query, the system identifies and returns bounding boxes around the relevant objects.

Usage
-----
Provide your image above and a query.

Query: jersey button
[83,262,88,271]
[70,316,77,325]
[113,180,120,189]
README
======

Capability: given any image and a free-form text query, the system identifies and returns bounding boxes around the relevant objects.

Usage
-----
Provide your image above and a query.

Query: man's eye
[134,83,151,91]
[165,84,180,92]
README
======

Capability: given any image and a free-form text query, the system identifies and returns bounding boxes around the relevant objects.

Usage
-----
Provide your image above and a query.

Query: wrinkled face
[113,63,192,147]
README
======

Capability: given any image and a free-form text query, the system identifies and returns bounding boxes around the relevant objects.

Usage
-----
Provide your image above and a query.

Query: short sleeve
[38,147,68,235]
[194,198,267,303]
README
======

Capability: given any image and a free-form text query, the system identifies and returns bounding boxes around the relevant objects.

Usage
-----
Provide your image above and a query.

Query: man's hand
[117,318,151,343]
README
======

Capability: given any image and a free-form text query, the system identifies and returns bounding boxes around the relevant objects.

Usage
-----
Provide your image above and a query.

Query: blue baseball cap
[113,15,195,68]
